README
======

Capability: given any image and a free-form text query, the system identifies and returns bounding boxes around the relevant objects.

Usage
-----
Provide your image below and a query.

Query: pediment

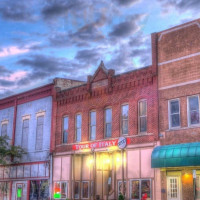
[91,61,108,83]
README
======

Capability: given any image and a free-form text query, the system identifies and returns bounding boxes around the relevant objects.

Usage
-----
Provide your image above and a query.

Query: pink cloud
[0,46,29,57]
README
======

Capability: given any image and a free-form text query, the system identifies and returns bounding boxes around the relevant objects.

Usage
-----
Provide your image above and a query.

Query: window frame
[75,114,82,142]
[117,180,126,197]
[168,98,181,129]
[104,107,112,138]
[21,119,29,150]
[35,115,44,151]
[81,181,89,199]
[187,95,200,126]
[62,116,69,144]
[138,99,147,134]
[53,181,68,199]
[130,179,152,200]
[121,104,129,135]
[74,181,80,199]
[89,110,96,141]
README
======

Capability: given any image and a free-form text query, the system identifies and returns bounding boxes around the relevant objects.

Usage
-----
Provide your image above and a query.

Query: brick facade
[157,18,200,200]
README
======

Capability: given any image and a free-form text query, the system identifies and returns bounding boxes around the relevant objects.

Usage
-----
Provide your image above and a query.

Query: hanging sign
[193,170,196,179]
[118,137,127,149]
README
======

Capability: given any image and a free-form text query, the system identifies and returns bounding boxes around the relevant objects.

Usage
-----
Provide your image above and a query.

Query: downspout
[50,153,53,200]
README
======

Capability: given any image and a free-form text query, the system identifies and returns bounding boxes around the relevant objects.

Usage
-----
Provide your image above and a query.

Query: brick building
[151,19,200,200]
[52,36,160,199]
[0,79,82,200]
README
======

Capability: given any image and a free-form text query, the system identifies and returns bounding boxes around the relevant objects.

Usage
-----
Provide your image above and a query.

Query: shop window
[16,183,23,200]
[53,181,68,199]
[90,111,96,140]
[138,100,147,133]
[22,119,29,150]
[169,99,180,128]
[1,123,7,137]
[76,114,82,142]
[188,95,200,125]
[130,179,151,200]
[121,104,129,135]
[74,181,80,199]
[118,181,126,197]
[0,182,9,200]
[63,116,69,143]
[29,180,49,200]
[35,116,44,150]
[105,108,112,138]
[82,181,89,199]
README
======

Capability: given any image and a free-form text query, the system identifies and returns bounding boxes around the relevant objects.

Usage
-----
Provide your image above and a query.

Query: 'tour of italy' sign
[72,138,130,150]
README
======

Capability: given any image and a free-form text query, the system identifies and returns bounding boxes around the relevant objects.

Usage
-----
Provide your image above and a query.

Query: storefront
[151,142,200,200]
[53,137,161,200]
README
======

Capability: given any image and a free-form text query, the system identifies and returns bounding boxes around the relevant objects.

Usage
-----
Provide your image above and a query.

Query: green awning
[151,142,200,168]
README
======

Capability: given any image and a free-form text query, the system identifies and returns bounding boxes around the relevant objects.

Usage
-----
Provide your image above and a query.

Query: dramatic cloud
[109,14,145,38]
[115,0,141,6]
[0,0,38,22]
[0,66,11,76]
[158,0,200,14]
[42,0,86,19]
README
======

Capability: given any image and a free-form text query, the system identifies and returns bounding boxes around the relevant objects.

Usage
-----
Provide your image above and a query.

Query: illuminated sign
[72,138,130,150]
[118,137,127,149]
[54,186,61,199]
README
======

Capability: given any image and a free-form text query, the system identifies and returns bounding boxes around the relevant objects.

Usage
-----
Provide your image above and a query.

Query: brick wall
[54,64,159,153]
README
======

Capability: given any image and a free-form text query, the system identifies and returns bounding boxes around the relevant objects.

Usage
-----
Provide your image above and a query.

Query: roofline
[0,82,54,101]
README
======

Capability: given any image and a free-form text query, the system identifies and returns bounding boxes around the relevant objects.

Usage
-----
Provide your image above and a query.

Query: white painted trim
[187,95,200,127]
[159,78,200,90]
[36,110,46,117]
[158,21,200,41]
[22,114,31,120]
[1,119,8,125]
[168,99,181,129]
[158,51,200,66]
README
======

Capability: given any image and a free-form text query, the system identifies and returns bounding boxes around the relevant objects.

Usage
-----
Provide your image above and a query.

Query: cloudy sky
[0,0,200,98]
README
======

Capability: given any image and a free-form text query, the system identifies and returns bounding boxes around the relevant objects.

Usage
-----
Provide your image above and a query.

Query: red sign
[72,139,118,150]
[72,138,130,150]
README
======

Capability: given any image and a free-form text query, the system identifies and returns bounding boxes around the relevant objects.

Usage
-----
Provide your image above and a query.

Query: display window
[130,179,151,200]
[53,182,68,199]
[82,181,89,199]
[0,182,9,200]
[30,180,49,200]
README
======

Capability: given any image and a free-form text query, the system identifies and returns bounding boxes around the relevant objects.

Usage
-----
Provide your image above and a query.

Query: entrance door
[167,177,180,200]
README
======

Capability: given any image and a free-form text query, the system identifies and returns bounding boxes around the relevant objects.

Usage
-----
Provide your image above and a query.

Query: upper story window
[1,123,7,137]
[121,104,129,135]
[63,116,69,143]
[22,119,29,150]
[138,100,147,133]
[105,108,112,138]
[76,114,82,142]
[188,95,200,126]
[35,115,44,151]
[169,99,180,128]
[90,111,96,140]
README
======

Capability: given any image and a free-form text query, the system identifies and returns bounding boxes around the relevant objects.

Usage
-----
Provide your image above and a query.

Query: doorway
[167,176,181,200]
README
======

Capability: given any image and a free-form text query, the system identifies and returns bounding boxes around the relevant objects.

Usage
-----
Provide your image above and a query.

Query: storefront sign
[118,137,127,149]
[72,137,130,151]
[72,139,118,150]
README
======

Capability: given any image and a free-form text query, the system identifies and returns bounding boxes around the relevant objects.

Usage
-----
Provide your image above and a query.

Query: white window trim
[75,114,82,142]
[1,120,8,125]
[81,181,89,199]
[22,114,31,121]
[89,110,96,141]
[54,181,68,199]
[168,98,181,129]
[121,104,129,135]
[187,95,200,127]
[130,179,152,200]
[36,110,46,118]
[104,107,112,138]
[62,116,69,144]
[138,99,147,134]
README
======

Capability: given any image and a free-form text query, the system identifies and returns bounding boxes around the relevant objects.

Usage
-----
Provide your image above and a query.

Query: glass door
[167,176,180,200]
